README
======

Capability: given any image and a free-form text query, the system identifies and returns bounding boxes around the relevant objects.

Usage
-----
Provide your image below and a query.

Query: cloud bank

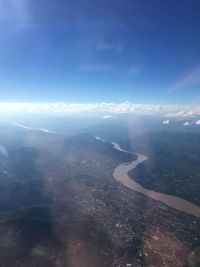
[0,102,199,117]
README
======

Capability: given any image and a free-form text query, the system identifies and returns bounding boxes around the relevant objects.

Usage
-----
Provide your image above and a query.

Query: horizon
[0,2,200,266]
[0,101,198,114]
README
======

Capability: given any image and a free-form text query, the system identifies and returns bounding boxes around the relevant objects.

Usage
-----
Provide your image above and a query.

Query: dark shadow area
[0,144,68,266]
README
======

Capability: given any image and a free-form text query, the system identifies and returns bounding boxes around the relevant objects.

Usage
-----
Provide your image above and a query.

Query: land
[0,127,199,267]
[129,132,200,206]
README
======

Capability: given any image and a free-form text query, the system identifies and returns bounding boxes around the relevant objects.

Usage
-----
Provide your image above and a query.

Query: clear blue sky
[0,0,200,104]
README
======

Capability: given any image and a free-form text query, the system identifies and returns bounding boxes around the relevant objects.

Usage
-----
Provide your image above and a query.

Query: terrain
[129,131,200,206]
[0,117,199,266]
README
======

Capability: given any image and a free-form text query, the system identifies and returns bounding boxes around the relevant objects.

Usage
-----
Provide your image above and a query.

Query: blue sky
[0,0,200,104]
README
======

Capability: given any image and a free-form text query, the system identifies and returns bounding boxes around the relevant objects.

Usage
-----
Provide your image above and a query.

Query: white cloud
[183,121,190,126]
[102,115,113,119]
[13,122,65,134]
[163,120,170,124]
[95,136,106,142]
[165,110,197,118]
[0,102,199,117]
[195,120,200,125]
[13,122,32,130]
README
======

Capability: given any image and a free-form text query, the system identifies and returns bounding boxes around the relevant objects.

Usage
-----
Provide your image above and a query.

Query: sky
[0,0,200,104]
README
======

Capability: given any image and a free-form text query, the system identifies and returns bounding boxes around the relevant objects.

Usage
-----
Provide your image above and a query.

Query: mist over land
[0,109,199,266]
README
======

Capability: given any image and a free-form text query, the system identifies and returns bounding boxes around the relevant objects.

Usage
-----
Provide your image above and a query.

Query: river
[112,142,200,218]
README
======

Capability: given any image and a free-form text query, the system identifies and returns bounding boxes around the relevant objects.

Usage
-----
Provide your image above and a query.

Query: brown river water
[112,142,200,218]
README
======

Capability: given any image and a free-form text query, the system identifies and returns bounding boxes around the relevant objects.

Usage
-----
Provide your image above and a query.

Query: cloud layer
[0,102,199,117]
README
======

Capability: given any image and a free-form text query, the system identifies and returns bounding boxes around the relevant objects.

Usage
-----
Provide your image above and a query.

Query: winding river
[112,142,200,218]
